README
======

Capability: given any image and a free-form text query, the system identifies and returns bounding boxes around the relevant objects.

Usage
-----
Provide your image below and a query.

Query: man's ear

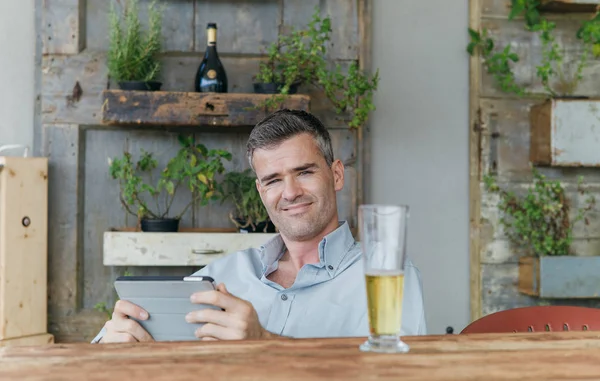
[331,159,345,192]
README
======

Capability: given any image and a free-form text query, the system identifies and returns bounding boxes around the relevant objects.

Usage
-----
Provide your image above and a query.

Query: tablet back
[114,276,220,341]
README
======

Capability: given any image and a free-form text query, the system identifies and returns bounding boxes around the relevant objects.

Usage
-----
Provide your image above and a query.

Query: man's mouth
[282,202,312,212]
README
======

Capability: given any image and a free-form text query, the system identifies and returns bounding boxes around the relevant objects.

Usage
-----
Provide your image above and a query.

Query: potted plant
[107,0,163,91]
[484,166,597,298]
[254,6,379,130]
[219,169,275,233]
[109,135,232,232]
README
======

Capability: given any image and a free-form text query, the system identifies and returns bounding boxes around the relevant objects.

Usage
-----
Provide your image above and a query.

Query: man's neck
[280,219,340,271]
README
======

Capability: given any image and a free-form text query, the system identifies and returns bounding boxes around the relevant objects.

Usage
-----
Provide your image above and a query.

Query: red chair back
[461,306,600,334]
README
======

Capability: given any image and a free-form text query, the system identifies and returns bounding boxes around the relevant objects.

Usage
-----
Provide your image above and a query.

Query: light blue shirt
[92,221,426,342]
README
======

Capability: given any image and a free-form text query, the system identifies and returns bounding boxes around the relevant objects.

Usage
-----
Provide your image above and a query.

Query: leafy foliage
[467,0,600,97]
[255,7,379,129]
[107,0,162,82]
[109,135,232,221]
[219,169,271,231]
[484,167,596,257]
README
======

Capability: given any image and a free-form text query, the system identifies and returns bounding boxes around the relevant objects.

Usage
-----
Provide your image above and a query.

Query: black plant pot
[253,82,298,95]
[234,218,276,233]
[141,218,180,232]
[118,81,163,91]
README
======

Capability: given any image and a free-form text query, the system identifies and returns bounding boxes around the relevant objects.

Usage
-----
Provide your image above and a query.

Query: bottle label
[207,69,217,79]
[207,28,217,45]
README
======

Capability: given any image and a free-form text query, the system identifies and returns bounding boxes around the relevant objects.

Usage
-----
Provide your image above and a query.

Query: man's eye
[299,171,313,176]
[266,179,280,186]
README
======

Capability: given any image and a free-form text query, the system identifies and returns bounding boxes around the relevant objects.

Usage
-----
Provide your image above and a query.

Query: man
[93,109,426,343]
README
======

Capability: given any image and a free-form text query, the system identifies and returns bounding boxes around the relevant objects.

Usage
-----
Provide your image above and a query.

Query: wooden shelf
[539,0,600,12]
[103,231,277,267]
[530,98,600,167]
[101,90,310,128]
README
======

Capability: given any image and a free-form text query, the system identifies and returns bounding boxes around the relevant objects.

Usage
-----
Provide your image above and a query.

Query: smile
[282,203,312,212]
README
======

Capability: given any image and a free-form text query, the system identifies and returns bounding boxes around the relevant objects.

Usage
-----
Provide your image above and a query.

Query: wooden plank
[195,0,281,55]
[0,158,49,340]
[481,263,536,317]
[42,52,107,126]
[518,256,537,296]
[479,18,600,99]
[101,90,311,128]
[103,232,277,266]
[41,124,83,321]
[9,335,600,380]
[0,333,54,348]
[469,0,483,321]
[86,0,195,52]
[481,237,600,264]
[529,100,553,166]
[357,0,372,209]
[530,99,600,166]
[42,53,267,125]
[42,0,86,55]
[532,256,600,298]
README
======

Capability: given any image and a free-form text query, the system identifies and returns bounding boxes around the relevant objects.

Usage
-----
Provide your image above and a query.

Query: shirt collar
[259,221,357,277]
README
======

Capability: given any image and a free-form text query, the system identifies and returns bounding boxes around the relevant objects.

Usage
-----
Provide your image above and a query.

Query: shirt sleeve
[90,326,106,344]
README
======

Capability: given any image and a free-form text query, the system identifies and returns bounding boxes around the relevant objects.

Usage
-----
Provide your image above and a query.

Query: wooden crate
[530,98,600,167]
[519,256,600,298]
[0,157,52,342]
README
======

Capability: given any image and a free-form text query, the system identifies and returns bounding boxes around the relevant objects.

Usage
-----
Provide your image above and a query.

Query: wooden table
[3,331,600,380]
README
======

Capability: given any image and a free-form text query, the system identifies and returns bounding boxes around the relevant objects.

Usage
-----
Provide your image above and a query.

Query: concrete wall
[0,0,35,155]
[369,0,471,334]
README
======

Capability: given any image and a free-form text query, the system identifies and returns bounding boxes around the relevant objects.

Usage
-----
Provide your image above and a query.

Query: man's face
[253,133,344,242]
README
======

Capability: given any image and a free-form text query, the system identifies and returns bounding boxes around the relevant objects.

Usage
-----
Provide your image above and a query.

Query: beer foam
[365,269,404,277]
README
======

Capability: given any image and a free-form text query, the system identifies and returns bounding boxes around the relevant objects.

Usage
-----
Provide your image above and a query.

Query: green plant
[467,0,600,97]
[219,169,271,231]
[484,167,596,257]
[256,7,379,129]
[109,135,232,221]
[107,0,162,82]
[94,269,133,319]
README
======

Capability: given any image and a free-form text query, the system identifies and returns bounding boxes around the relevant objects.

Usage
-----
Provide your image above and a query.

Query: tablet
[114,275,221,342]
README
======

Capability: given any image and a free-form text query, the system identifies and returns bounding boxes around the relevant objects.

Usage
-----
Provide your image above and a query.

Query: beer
[365,270,404,336]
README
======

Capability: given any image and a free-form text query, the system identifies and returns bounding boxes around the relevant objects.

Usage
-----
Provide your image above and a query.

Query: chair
[460,306,600,334]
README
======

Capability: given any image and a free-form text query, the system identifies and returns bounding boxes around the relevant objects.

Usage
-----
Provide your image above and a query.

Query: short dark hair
[247,109,334,170]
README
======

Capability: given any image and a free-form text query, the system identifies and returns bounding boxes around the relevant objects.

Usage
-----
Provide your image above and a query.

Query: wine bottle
[195,23,228,93]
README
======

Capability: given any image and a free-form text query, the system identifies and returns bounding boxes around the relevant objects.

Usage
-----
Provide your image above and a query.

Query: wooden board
[0,157,49,340]
[42,0,86,55]
[101,90,311,128]
[6,333,600,380]
[540,0,600,12]
[0,333,54,348]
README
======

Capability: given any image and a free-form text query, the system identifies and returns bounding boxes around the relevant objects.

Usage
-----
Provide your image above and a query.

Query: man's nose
[282,177,303,201]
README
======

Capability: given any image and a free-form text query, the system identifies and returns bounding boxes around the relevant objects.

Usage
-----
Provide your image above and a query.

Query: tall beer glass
[359,204,409,353]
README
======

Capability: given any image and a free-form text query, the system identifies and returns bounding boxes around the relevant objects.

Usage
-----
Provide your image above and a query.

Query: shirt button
[281,294,288,301]
[328,265,334,270]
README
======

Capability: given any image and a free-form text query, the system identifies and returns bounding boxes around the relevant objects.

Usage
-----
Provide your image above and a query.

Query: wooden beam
[469,0,483,322]
[42,0,86,55]
[101,91,311,128]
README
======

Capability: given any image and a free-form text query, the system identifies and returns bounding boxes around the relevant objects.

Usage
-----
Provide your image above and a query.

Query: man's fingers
[195,323,242,340]
[108,317,154,342]
[112,300,149,320]
[185,308,245,331]
[101,332,137,343]
[216,283,229,294]
[190,289,250,313]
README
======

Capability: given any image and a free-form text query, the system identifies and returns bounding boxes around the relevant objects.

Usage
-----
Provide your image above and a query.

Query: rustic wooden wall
[470,0,600,320]
[36,0,370,342]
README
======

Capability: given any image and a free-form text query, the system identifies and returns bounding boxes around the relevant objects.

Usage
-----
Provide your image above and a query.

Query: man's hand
[99,300,154,343]
[186,283,273,341]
